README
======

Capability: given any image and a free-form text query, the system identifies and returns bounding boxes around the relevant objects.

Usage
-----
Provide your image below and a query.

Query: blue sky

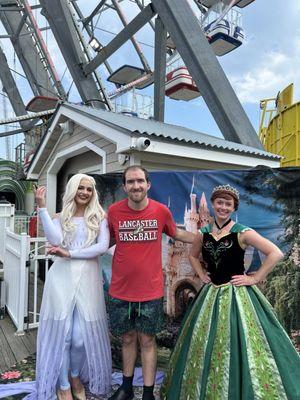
[0,0,300,158]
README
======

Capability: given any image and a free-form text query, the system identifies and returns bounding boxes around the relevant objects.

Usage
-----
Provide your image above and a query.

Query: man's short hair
[122,165,150,184]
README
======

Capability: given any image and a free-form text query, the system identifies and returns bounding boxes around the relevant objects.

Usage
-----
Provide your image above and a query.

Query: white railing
[3,229,52,332]
[0,204,15,267]
[4,229,29,333]
[0,204,53,332]
[112,89,154,119]
[27,237,52,329]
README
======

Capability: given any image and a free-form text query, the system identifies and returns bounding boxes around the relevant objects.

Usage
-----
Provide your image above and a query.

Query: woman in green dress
[161,184,300,400]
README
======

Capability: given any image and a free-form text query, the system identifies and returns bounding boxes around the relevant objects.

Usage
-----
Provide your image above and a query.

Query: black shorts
[108,296,165,336]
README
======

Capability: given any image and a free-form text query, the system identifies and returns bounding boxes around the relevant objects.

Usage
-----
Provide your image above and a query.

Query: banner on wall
[94,166,299,321]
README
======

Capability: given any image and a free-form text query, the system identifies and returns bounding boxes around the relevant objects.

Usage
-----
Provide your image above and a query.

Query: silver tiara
[212,184,239,199]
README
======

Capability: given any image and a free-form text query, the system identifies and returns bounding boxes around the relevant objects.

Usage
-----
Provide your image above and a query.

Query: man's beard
[129,189,147,203]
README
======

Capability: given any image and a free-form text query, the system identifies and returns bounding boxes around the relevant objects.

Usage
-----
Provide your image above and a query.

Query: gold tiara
[212,184,239,199]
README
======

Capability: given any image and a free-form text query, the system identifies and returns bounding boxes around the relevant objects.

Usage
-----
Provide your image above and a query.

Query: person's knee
[72,332,84,351]
[138,333,156,350]
[122,330,138,346]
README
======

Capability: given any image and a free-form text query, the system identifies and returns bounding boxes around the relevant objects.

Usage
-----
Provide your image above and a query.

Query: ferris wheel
[73,0,254,104]
[0,0,262,161]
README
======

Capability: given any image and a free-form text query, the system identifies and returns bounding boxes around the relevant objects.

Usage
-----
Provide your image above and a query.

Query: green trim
[161,283,300,400]
[249,287,300,399]
[0,180,25,210]
[0,160,28,210]
[228,291,254,399]
[200,224,212,234]
[236,286,288,399]
[200,222,250,235]
[205,286,232,399]
[0,160,18,169]
[181,286,218,399]
[230,223,251,233]
[161,285,211,400]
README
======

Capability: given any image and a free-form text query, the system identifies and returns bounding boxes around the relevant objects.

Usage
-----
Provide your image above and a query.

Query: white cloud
[219,0,300,106]
[228,41,300,104]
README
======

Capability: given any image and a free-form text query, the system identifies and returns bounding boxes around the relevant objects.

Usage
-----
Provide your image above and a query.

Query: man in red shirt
[108,166,195,400]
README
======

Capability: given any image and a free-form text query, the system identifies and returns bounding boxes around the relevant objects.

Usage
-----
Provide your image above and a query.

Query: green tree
[243,167,300,332]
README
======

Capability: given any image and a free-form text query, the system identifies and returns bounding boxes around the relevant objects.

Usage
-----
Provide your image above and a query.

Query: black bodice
[202,230,245,285]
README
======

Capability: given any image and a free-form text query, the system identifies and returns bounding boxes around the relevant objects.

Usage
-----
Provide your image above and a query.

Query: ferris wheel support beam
[40,0,109,109]
[0,46,32,130]
[134,0,155,31]
[0,127,30,138]
[0,6,21,12]
[154,16,167,122]
[84,4,156,76]
[14,13,27,39]
[151,0,263,149]
[111,0,151,72]
[71,0,114,78]
[0,1,67,100]
[83,0,107,27]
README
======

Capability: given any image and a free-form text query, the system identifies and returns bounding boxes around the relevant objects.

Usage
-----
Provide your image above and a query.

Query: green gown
[161,223,300,400]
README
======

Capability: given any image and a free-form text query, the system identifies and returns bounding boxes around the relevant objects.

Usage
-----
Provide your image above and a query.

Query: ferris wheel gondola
[202,2,244,57]
[165,67,200,101]
[204,18,244,56]
[235,0,255,8]
[164,0,245,100]
[198,0,254,8]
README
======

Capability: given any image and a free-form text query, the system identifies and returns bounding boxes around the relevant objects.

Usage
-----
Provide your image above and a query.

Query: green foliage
[243,167,300,246]
[263,258,300,332]
[242,167,300,332]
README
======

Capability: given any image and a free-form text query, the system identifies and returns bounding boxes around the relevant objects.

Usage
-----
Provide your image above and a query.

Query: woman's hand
[47,246,70,258]
[230,274,257,286]
[33,185,46,208]
[200,272,211,284]
[240,230,284,282]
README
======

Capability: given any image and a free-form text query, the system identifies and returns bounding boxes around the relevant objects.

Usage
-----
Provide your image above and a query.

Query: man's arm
[173,228,195,244]
[107,207,116,248]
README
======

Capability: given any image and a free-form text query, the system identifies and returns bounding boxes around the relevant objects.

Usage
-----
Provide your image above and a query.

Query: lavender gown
[0,209,112,399]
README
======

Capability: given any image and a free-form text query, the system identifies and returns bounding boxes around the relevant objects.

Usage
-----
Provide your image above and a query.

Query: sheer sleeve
[69,218,110,259]
[38,208,63,246]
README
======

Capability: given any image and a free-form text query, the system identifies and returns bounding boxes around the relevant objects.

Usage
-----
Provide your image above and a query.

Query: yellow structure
[259,83,300,166]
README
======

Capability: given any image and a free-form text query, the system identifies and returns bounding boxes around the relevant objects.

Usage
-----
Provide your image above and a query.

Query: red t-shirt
[108,198,177,301]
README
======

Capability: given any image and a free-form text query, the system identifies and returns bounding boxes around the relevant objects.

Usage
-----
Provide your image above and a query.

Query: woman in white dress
[31,173,111,400]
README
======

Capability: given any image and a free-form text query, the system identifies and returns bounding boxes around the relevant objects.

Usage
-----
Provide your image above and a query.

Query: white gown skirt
[33,257,111,399]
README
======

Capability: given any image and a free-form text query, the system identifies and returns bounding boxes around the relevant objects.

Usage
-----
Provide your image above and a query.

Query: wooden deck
[0,270,44,373]
[0,315,37,373]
